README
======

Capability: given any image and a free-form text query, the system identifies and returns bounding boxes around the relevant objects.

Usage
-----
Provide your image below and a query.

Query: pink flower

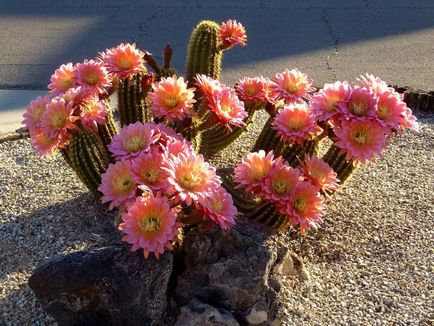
[400,107,419,131]
[41,99,76,138]
[219,19,247,49]
[48,63,76,95]
[236,76,270,106]
[75,59,111,95]
[102,43,145,79]
[197,187,237,230]
[23,96,50,132]
[119,194,180,259]
[163,152,219,206]
[262,158,303,204]
[154,123,184,141]
[131,150,169,191]
[98,159,137,210]
[234,150,274,193]
[285,182,326,234]
[209,87,248,129]
[164,139,195,157]
[356,73,392,96]
[30,128,60,155]
[195,74,223,100]
[148,76,196,122]
[311,81,351,121]
[109,122,159,160]
[337,87,377,120]
[300,155,339,192]
[270,68,315,104]
[376,92,407,129]
[79,98,107,130]
[334,119,387,164]
[272,103,318,144]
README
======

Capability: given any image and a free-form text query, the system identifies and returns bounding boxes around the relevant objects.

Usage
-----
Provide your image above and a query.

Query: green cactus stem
[117,73,153,126]
[97,101,119,149]
[252,116,281,154]
[323,144,357,186]
[65,128,110,196]
[186,20,223,82]
[281,139,319,167]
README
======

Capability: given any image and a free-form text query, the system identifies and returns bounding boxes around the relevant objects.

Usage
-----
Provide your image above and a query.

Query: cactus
[117,73,153,126]
[323,144,357,186]
[66,128,110,196]
[97,101,119,149]
[186,20,223,82]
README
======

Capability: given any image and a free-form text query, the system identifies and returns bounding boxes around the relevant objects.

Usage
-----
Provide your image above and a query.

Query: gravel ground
[0,112,433,325]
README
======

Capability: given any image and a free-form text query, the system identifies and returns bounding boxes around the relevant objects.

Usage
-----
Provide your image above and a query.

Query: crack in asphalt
[321,9,339,82]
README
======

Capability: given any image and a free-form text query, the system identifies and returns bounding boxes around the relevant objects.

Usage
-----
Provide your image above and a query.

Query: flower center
[139,216,161,232]
[114,177,134,193]
[210,199,223,212]
[377,105,388,120]
[245,85,257,96]
[285,118,304,131]
[272,179,288,195]
[124,136,146,153]
[164,95,179,108]
[179,173,200,191]
[59,78,74,91]
[84,72,99,85]
[144,169,160,184]
[52,113,67,129]
[294,198,307,213]
[117,57,132,70]
[350,102,368,116]
[352,130,368,145]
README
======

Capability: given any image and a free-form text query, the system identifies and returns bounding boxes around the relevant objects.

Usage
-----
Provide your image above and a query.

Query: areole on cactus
[23,18,418,258]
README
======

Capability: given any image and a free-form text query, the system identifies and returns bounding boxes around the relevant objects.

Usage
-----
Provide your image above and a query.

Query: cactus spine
[186,20,223,82]
[97,101,119,149]
[323,144,357,186]
[66,128,110,196]
[117,73,153,126]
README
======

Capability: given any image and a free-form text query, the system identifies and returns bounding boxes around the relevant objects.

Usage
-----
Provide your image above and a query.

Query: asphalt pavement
[0,0,433,132]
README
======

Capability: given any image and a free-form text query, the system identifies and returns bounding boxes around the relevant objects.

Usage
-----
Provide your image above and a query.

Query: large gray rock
[175,219,301,325]
[175,299,239,326]
[29,245,173,326]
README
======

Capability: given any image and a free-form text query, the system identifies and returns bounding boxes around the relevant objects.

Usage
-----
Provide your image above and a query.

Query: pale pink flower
[119,194,180,259]
[334,119,387,164]
[154,123,184,141]
[337,87,377,120]
[48,63,76,95]
[376,92,407,129]
[109,122,159,160]
[75,59,111,95]
[311,81,352,121]
[23,96,50,132]
[285,182,326,234]
[195,74,223,100]
[270,68,315,103]
[102,43,144,79]
[234,150,275,193]
[30,128,60,155]
[219,19,247,49]
[272,103,318,144]
[236,76,270,106]
[163,152,219,206]
[98,159,137,210]
[131,150,169,191]
[262,158,303,204]
[356,73,392,96]
[197,187,237,230]
[79,98,107,130]
[164,139,195,157]
[148,76,196,121]
[209,87,248,129]
[300,155,339,192]
[400,107,419,131]
[41,99,76,138]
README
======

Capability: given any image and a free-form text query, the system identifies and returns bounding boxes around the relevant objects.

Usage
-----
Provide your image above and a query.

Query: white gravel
[0,112,433,325]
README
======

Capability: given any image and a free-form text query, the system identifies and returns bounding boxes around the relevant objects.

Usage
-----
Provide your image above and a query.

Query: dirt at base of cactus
[0,112,433,325]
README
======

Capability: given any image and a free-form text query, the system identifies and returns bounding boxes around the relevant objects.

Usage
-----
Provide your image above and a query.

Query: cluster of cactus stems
[323,144,357,185]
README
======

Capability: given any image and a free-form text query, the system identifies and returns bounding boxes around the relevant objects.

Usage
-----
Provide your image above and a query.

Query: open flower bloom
[149,76,196,122]
[79,98,107,130]
[300,155,339,192]
[131,150,169,191]
[102,43,144,79]
[334,119,387,164]
[197,187,237,230]
[163,152,219,206]
[23,96,50,132]
[30,128,60,155]
[99,159,137,210]
[119,194,179,259]
[311,81,351,121]
[356,73,392,96]
[270,68,315,103]
[236,76,270,107]
[262,158,303,204]
[164,138,195,157]
[74,59,111,95]
[285,182,326,234]
[400,107,419,131]
[209,87,248,129]
[374,91,411,129]
[219,19,247,49]
[195,74,223,100]
[234,150,274,193]
[41,99,76,138]
[273,103,318,144]
[109,122,159,160]
[48,63,76,95]
[337,87,377,120]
